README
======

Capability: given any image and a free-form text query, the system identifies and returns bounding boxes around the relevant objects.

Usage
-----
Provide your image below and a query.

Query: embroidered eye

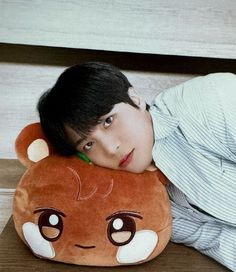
[83,141,94,151]
[104,116,113,128]
[107,212,142,246]
[36,209,65,242]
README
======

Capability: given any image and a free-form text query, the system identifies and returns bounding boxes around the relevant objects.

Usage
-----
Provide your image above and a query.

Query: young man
[38,62,236,271]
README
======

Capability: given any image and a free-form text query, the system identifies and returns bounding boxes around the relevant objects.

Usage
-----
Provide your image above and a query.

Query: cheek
[122,117,151,147]
[116,230,158,264]
[89,149,118,169]
[89,154,109,168]
[22,222,55,259]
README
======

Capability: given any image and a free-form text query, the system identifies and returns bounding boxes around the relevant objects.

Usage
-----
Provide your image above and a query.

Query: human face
[65,95,155,173]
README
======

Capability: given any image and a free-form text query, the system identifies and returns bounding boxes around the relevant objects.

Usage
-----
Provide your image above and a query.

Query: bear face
[13,123,172,266]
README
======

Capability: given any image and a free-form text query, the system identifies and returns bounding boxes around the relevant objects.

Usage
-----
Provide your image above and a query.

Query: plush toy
[13,123,172,267]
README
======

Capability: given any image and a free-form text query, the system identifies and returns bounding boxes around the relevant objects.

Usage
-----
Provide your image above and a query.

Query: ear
[15,123,56,168]
[128,87,146,111]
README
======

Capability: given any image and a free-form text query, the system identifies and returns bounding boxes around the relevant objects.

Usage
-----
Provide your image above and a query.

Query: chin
[127,166,147,174]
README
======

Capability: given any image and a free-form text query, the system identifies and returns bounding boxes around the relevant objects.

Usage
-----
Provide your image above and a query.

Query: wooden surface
[0,159,25,234]
[2,44,236,159]
[1,0,236,59]
[0,217,229,272]
[0,159,25,189]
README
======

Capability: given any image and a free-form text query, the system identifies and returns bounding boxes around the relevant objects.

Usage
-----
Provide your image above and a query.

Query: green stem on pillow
[76,151,92,163]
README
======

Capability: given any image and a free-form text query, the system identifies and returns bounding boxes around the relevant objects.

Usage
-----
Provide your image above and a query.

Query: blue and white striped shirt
[150,73,236,271]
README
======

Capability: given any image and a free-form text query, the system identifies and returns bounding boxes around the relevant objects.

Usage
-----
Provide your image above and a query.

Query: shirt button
[188,208,195,215]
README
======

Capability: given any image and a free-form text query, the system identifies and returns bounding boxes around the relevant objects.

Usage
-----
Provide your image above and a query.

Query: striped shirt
[150,73,236,271]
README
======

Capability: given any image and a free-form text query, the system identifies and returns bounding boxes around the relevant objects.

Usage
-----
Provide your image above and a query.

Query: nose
[100,134,120,155]
[106,143,119,155]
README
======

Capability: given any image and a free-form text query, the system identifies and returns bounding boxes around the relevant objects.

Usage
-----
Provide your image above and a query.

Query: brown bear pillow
[13,123,172,266]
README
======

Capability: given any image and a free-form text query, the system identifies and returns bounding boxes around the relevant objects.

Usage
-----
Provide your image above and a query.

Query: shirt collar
[150,105,179,140]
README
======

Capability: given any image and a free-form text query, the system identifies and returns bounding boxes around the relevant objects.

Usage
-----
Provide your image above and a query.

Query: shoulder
[181,72,236,101]
[153,73,235,124]
[157,72,236,104]
[181,73,235,120]
[169,72,236,106]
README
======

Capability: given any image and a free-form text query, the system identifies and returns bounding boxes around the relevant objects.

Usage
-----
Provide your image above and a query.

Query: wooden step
[1,0,236,59]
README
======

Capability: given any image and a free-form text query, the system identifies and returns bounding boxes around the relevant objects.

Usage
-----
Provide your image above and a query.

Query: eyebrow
[74,112,114,148]
[34,207,66,217]
[75,137,86,147]
[106,210,142,221]
[74,119,104,148]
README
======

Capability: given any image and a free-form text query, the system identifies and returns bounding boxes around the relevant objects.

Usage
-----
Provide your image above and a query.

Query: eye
[83,141,94,151]
[104,116,113,128]
[107,214,137,246]
[37,210,64,242]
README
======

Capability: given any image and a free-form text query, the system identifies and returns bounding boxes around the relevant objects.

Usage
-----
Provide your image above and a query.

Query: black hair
[37,62,139,155]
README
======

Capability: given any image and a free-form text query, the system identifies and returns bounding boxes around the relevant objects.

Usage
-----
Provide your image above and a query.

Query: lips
[119,149,134,168]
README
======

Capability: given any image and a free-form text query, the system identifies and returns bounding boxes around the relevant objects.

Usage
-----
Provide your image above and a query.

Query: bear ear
[15,123,56,168]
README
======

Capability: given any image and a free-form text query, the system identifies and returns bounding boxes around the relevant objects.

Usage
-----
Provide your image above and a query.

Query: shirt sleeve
[171,213,236,271]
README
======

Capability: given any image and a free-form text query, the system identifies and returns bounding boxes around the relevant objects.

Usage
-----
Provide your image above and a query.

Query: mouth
[75,244,96,249]
[119,149,134,168]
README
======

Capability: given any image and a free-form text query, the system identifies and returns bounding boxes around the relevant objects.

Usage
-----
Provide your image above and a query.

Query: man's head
[37,62,155,173]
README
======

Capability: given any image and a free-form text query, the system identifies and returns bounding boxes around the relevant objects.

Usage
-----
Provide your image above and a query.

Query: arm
[171,212,236,271]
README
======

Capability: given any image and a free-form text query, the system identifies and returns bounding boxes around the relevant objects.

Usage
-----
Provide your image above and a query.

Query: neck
[146,161,157,172]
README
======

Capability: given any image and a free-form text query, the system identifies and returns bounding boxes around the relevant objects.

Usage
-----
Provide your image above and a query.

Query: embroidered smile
[75,244,96,249]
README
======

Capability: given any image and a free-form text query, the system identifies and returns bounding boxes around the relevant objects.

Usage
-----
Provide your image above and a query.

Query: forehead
[25,159,115,204]
[64,102,137,142]
[25,164,80,204]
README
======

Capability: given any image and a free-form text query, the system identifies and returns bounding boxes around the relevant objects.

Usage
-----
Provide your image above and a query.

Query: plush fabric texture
[13,123,172,266]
